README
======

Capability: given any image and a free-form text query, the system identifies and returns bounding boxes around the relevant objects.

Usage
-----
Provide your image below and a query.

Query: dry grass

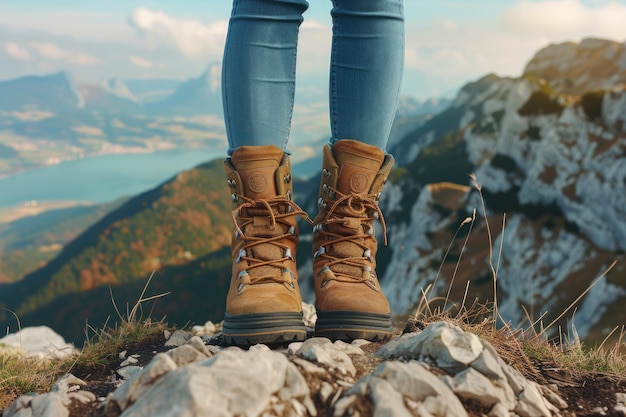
[408,175,626,382]
[0,273,172,410]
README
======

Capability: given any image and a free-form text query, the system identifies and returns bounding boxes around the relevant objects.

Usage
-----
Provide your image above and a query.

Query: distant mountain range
[0,62,448,180]
[3,38,623,347]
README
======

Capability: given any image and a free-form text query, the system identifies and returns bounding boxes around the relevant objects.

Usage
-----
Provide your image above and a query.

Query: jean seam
[329,0,339,143]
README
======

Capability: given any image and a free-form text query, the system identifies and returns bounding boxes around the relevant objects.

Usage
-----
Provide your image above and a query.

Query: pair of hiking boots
[222,139,394,346]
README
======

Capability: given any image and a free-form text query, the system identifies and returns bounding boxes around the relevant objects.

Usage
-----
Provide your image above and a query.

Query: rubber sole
[315,310,393,342]
[222,311,307,347]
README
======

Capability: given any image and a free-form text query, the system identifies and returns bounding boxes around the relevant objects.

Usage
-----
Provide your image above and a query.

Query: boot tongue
[332,140,385,195]
[231,145,284,200]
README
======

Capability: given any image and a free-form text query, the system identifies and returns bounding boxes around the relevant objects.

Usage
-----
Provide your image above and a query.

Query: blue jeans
[222,0,404,153]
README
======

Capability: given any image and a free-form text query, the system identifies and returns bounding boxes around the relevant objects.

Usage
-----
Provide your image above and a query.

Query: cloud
[20,42,100,65]
[500,0,626,40]
[402,0,626,97]
[4,42,31,61]
[129,55,154,68]
[129,8,228,59]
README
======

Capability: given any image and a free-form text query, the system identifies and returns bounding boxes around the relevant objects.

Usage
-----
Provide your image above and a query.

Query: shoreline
[0,201,93,224]
[0,146,223,181]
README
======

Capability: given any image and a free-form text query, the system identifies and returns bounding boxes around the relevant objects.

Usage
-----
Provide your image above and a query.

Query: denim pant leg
[222,0,309,154]
[329,0,405,152]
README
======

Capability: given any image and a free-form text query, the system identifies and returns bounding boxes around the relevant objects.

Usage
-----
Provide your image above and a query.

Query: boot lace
[232,195,311,286]
[315,186,387,283]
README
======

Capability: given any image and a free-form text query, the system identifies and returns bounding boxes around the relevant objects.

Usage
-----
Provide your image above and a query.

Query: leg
[221,0,309,153]
[312,0,404,341]
[221,0,310,346]
[329,0,404,151]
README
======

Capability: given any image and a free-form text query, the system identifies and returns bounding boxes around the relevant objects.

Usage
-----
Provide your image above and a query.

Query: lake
[0,149,227,208]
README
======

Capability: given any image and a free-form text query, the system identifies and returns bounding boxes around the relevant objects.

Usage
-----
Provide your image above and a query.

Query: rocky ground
[3,306,626,417]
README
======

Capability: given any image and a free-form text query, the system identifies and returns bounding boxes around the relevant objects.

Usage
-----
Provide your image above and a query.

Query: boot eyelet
[314,246,326,258]
[288,226,296,235]
[323,169,331,178]
[236,249,246,263]
[238,270,248,279]
[235,231,241,239]
[376,192,382,199]
[320,279,328,288]
[286,190,292,200]
[373,212,380,220]
[227,179,236,188]
[322,184,329,194]
[237,283,244,292]
[290,282,296,289]
[231,194,239,203]
[368,227,374,235]
[364,249,372,260]
[285,248,294,261]
[284,174,292,183]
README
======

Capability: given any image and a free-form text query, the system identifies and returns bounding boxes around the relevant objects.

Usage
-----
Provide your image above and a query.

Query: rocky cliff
[299,39,626,344]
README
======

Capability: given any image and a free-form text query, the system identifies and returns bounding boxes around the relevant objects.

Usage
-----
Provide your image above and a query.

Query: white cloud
[500,0,626,40]
[28,42,100,65]
[129,8,228,59]
[129,55,154,68]
[4,42,31,61]
[402,0,626,96]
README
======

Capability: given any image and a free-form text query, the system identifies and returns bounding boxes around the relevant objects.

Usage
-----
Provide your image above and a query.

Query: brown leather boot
[312,139,394,342]
[222,145,308,346]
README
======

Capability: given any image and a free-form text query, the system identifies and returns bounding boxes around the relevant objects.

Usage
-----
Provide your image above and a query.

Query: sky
[2,0,626,99]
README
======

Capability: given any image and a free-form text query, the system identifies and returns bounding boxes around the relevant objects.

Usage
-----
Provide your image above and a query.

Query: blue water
[0,149,227,208]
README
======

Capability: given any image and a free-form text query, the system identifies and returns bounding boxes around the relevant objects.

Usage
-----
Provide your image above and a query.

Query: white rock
[51,374,86,393]
[302,302,317,328]
[167,344,208,366]
[420,322,484,373]
[378,322,483,374]
[296,338,357,377]
[615,404,626,416]
[165,330,192,347]
[445,367,508,407]
[113,347,309,417]
[366,377,414,417]
[617,392,626,404]
[514,381,552,417]
[117,366,144,380]
[488,402,511,417]
[109,353,179,410]
[191,321,218,337]
[0,326,77,359]
[119,355,140,367]
[4,392,71,417]
[185,336,212,357]
[348,361,468,417]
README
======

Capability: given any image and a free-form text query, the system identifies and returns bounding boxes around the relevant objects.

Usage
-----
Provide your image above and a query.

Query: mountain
[4,38,625,346]
[124,78,182,103]
[145,63,222,116]
[0,200,124,283]
[373,39,626,343]
[0,159,235,342]
[0,71,84,112]
[523,38,626,95]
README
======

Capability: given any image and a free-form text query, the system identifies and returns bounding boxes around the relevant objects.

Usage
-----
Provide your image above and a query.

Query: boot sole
[223,312,307,347]
[315,310,393,342]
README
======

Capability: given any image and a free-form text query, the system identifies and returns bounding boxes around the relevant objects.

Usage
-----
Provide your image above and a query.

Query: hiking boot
[222,145,308,346]
[312,139,395,342]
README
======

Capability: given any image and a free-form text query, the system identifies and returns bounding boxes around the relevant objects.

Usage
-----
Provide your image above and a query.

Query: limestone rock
[377,322,483,373]
[0,326,77,359]
[296,338,357,377]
